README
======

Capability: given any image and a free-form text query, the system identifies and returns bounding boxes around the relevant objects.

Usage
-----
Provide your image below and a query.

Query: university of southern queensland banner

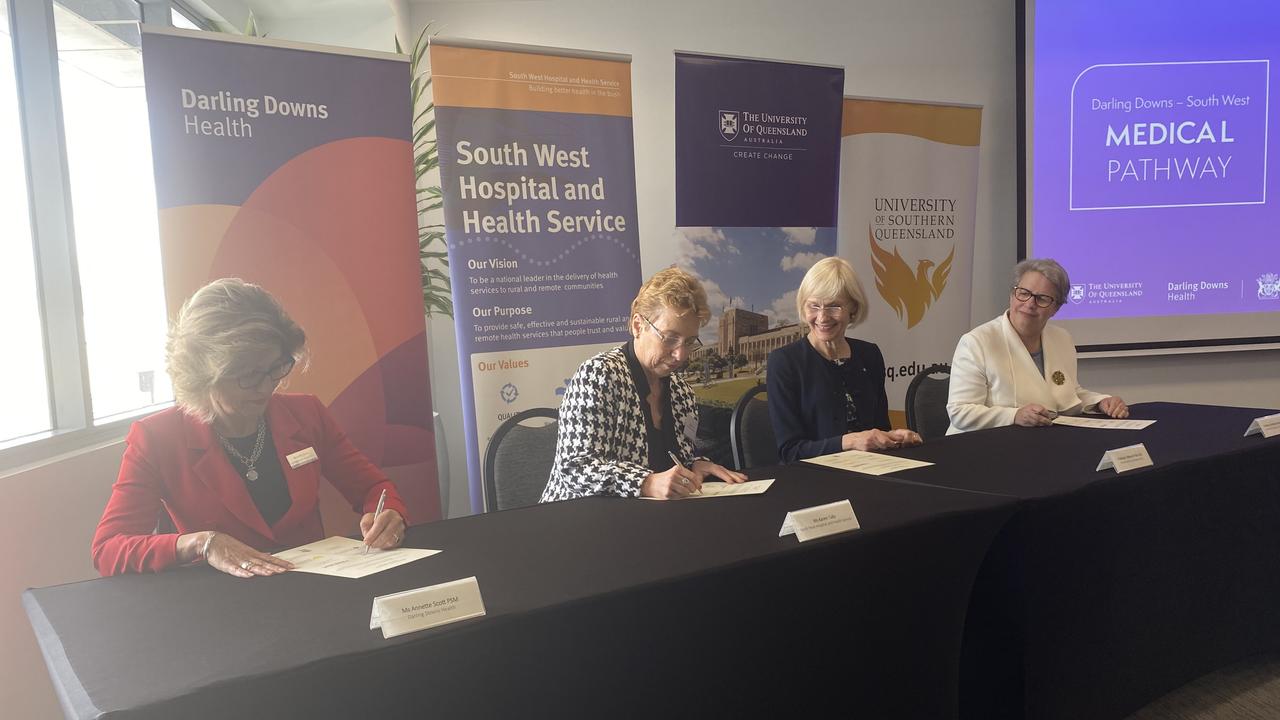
[674,52,843,447]
[838,97,982,427]
[429,38,641,511]
[140,27,440,527]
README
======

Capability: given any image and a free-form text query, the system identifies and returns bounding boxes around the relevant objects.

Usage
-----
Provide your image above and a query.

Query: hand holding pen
[360,489,406,553]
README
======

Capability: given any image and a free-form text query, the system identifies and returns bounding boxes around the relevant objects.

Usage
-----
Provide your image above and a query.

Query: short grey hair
[166,278,307,423]
[796,257,870,329]
[1012,258,1071,305]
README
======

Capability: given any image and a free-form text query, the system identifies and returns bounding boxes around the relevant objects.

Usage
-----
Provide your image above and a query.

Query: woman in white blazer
[946,259,1128,434]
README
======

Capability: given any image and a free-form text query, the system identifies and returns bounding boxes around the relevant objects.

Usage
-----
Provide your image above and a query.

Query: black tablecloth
[886,402,1280,720]
[25,464,1016,719]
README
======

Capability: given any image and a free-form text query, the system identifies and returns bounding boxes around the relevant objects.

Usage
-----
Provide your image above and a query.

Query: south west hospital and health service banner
[674,52,843,433]
[430,39,641,511]
[141,28,440,526]
[839,97,981,426]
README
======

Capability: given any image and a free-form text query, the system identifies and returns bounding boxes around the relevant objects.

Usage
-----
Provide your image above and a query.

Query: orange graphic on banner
[430,44,632,117]
[870,228,955,329]
[842,98,981,146]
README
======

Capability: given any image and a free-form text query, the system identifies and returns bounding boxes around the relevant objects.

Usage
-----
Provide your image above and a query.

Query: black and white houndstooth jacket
[541,345,700,501]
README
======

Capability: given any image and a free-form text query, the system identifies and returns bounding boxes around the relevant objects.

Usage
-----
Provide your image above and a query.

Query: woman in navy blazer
[767,258,921,463]
[92,279,407,577]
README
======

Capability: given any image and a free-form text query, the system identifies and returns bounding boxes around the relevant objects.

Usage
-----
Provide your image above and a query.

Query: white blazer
[946,312,1110,434]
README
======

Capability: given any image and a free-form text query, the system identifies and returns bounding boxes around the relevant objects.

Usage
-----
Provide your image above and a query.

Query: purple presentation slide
[1031,1,1280,324]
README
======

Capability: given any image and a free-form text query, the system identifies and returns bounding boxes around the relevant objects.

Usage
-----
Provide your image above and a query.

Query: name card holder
[370,576,486,639]
[1244,413,1280,439]
[779,499,860,542]
[1096,443,1154,474]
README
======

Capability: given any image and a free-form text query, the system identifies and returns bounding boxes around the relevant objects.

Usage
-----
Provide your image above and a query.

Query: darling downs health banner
[429,38,642,511]
[674,52,843,450]
[838,97,981,427]
[141,27,440,527]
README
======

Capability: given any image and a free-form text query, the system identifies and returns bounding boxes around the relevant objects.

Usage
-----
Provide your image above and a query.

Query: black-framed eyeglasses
[235,356,296,389]
[640,315,702,352]
[1012,285,1058,308]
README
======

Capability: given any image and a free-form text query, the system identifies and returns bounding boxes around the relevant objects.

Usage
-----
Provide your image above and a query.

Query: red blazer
[92,393,408,575]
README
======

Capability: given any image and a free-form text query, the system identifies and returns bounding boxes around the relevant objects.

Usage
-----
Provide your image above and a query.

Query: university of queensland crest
[718,110,739,141]
[1069,284,1085,304]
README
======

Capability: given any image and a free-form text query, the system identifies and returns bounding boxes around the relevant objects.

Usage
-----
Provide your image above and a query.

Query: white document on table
[802,450,933,475]
[684,478,774,498]
[275,536,440,579]
[1052,416,1155,430]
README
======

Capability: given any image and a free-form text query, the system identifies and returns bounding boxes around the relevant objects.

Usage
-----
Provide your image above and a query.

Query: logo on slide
[869,228,955,329]
[1258,273,1280,301]
[718,110,739,141]
[500,383,519,404]
[1069,284,1086,304]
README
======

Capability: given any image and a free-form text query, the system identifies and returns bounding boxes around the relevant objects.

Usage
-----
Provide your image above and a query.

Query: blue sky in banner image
[675,226,837,344]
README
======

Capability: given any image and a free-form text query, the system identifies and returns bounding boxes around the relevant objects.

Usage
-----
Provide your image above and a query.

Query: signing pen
[364,488,387,555]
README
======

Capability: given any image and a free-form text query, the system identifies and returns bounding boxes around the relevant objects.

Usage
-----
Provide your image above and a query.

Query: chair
[904,363,952,441]
[730,384,777,471]
[482,408,559,512]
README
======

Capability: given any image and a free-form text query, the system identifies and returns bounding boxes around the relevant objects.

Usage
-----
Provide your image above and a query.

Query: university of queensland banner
[141,27,439,527]
[674,52,843,441]
[429,38,642,511]
[838,97,982,427]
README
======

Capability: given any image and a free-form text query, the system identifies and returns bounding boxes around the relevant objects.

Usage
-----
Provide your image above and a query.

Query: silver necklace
[218,418,267,482]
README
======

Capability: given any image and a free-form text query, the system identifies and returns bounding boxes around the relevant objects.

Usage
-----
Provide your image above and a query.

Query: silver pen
[364,488,387,555]
[667,451,698,495]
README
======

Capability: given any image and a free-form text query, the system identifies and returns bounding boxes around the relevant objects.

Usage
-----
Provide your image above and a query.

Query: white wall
[6,0,1278,715]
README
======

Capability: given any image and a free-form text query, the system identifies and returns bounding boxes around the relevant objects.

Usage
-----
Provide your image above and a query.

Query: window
[0,0,52,442]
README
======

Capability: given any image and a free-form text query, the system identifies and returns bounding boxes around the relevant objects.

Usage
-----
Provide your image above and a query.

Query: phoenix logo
[869,228,954,329]
[719,110,739,141]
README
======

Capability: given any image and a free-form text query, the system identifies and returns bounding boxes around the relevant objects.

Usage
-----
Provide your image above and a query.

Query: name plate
[1244,413,1280,439]
[779,500,860,542]
[1096,443,1154,473]
[370,576,486,639]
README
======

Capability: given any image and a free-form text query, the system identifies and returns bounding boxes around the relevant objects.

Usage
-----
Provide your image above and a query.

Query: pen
[364,488,387,555]
[668,451,699,495]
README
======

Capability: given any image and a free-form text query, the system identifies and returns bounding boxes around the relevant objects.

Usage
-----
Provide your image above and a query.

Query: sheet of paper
[1244,412,1280,439]
[1096,443,1154,473]
[802,450,933,475]
[1052,416,1156,430]
[684,479,774,498]
[275,536,440,579]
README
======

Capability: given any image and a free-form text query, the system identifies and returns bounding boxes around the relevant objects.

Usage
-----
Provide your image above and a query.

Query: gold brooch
[1052,370,1065,386]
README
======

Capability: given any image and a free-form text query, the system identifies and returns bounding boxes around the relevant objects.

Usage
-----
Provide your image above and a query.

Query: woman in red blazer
[92,279,408,577]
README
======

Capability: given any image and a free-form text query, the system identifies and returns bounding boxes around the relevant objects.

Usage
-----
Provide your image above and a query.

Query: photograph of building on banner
[837,97,982,427]
[674,52,844,465]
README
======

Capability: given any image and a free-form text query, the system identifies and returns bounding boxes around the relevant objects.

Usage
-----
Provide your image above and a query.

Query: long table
[886,402,1280,720]
[25,464,1016,719]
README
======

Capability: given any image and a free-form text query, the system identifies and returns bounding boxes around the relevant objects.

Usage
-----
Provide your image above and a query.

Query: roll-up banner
[141,27,440,527]
[429,38,642,512]
[838,97,981,426]
[674,52,844,461]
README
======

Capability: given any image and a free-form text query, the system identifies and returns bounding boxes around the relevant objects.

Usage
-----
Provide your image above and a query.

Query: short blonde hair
[166,278,307,423]
[796,257,869,330]
[631,266,711,326]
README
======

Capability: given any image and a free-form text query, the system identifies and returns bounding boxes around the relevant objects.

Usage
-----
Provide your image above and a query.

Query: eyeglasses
[235,356,296,389]
[640,315,703,352]
[804,302,848,317]
[1012,286,1059,309]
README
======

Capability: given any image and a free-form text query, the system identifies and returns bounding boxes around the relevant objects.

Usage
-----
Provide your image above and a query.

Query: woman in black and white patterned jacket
[541,267,747,501]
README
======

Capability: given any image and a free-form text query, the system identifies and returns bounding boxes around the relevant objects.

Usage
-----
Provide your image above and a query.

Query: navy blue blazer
[766,337,891,463]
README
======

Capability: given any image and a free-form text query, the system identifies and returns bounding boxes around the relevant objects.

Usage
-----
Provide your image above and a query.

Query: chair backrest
[483,408,559,512]
[905,363,952,441]
[730,384,778,471]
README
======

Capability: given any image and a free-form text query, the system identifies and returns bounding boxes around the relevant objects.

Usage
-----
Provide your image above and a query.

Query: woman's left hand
[1098,396,1129,419]
[691,460,748,484]
[885,428,924,448]
[360,508,406,550]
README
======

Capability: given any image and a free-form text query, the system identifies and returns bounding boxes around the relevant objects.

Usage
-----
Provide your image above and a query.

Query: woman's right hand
[640,464,703,499]
[841,429,900,451]
[1014,403,1055,427]
[179,531,294,578]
